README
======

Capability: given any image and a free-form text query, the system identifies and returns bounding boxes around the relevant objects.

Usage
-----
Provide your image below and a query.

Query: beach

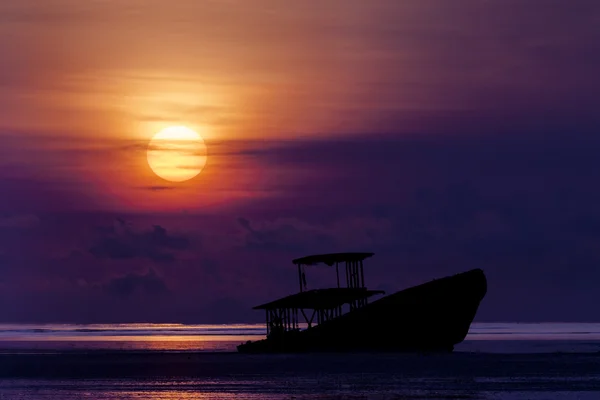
[1,323,600,399]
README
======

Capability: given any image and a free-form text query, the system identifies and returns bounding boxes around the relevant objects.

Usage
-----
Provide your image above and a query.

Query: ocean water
[0,323,263,352]
[1,323,599,399]
[1,322,600,353]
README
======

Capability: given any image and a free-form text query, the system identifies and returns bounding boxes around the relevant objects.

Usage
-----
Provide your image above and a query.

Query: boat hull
[238,268,487,353]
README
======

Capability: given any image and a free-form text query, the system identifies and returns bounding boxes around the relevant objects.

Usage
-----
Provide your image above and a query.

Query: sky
[1,0,600,323]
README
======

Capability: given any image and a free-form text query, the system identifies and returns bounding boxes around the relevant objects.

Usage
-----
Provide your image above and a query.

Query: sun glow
[147,126,207,182]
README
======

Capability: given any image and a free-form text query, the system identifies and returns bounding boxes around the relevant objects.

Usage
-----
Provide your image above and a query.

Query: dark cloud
[3,129,600,322]
[89,218,191,263]
[237,217,335,253]
[141,186,175,192]
[0,213,39,229]
[0,176,96,213]
[214,130,600,322]
[102,269,169,298]
[236,131,600,210]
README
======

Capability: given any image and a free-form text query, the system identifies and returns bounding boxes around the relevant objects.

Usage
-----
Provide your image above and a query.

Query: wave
[0,324,267,338]
[2,322,600,341]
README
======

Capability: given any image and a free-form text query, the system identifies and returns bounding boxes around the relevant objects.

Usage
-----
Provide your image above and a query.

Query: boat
[237,252,487,353]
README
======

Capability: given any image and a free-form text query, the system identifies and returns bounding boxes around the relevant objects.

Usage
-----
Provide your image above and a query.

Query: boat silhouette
[237,252,487,353]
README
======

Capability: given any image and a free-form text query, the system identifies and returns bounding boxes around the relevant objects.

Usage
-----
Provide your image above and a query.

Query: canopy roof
[292,252,374,266]
[253,287,384,310]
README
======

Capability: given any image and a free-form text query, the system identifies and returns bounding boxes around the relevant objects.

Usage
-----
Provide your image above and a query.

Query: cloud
[237,217,335,253]
[102,269,169,298]
[235,216,394,256]
[3,129,600,323]
[89,218,191,263]
[0,214,39,229]
[140,186,175,192]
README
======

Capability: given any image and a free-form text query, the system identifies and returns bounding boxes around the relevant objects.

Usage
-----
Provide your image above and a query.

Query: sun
[147,126,208,182]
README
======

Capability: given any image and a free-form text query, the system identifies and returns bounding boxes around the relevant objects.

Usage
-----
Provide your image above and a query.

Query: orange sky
[2,1,429,140]
[0,1,411,211]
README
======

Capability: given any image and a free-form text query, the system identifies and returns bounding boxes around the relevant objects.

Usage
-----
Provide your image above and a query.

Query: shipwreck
[237,252,487,353]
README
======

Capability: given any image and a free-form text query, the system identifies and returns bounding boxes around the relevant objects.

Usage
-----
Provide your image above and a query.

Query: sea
[1,322,600,399]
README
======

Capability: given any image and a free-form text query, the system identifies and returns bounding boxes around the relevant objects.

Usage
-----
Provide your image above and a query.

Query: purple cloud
[103,269,169,298]
[89,218,191,264]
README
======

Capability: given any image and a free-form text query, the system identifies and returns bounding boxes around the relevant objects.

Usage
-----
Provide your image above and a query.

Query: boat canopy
[251,251,382,334]
[292,252,374,266]
[253,287,384,310]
